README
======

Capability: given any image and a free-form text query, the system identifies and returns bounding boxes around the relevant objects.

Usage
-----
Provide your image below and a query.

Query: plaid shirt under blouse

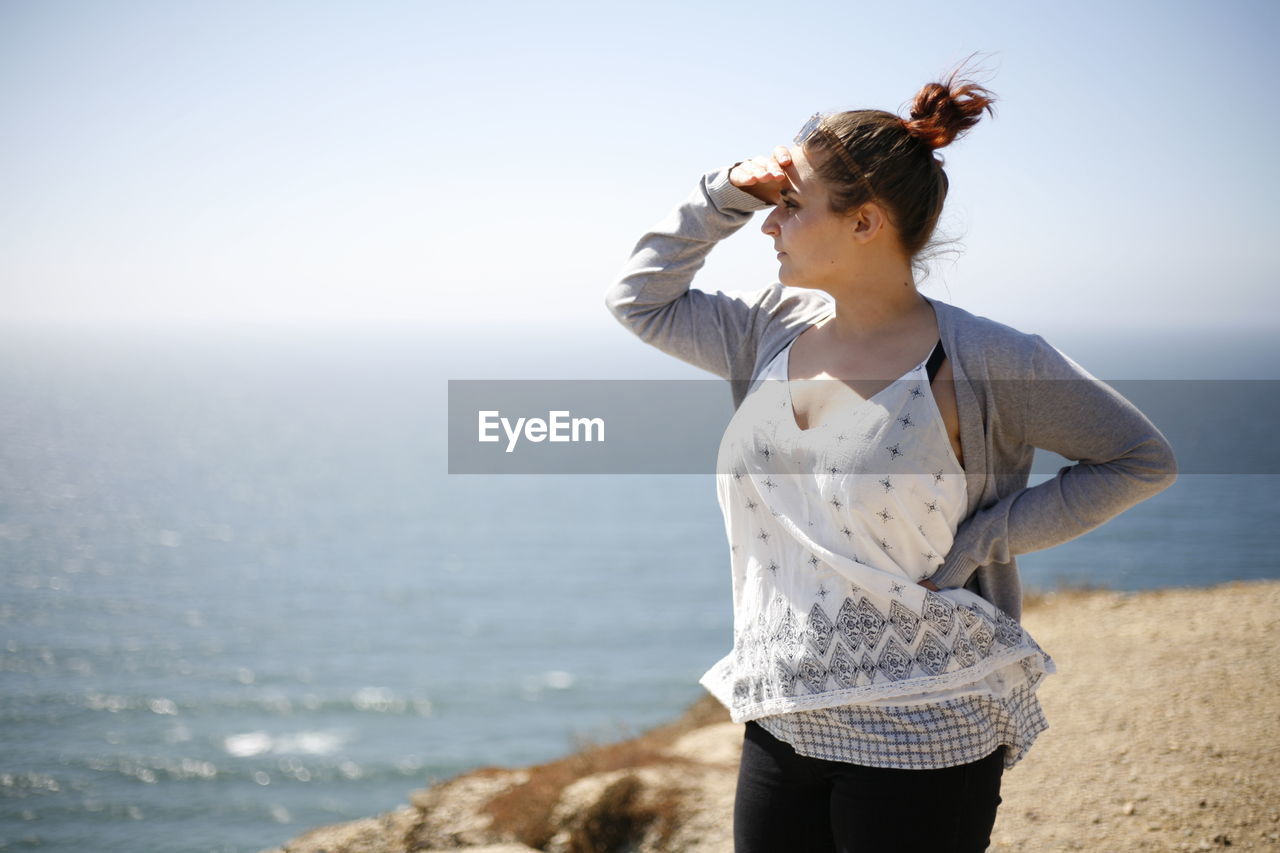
[753,675,1048,771]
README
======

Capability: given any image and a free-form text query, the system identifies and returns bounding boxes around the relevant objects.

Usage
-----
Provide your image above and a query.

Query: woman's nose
[761,207,780,237]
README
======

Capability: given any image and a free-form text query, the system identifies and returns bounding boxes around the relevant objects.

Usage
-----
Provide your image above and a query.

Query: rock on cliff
[262,695,739,853]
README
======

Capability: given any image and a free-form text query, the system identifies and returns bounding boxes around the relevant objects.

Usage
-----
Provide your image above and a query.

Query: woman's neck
[821,273,934,344]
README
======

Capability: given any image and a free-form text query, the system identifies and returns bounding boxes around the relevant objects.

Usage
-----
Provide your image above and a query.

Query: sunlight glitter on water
[222,730,346,758]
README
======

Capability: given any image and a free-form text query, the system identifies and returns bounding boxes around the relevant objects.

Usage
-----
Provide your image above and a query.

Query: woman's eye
[782,199,799,210]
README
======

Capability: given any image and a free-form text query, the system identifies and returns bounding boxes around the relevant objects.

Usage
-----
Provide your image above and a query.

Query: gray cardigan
[604,166,1178,621]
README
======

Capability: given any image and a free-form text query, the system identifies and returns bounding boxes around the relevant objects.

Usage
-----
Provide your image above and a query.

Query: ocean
[1,323,1276,852]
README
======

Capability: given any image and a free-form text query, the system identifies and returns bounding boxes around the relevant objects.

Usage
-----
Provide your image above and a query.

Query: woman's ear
[849,202,890,242]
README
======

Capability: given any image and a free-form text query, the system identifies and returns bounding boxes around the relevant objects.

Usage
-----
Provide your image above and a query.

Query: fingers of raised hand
[772,145,793,167]
[731,153,788,187]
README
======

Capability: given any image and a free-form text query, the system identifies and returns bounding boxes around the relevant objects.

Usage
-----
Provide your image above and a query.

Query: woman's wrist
[707,165,771,215]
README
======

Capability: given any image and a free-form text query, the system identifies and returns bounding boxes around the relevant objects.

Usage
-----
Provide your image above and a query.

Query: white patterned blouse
[702,334,1051,770]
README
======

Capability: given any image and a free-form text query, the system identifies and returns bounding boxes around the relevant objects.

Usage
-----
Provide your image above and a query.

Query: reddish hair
[802,55,997,278]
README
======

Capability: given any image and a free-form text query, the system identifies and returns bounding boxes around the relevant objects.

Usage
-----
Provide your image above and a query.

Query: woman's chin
[778,270,805,288]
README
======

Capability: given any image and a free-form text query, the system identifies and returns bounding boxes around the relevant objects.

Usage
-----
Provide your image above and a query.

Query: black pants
[734,720,1005,853]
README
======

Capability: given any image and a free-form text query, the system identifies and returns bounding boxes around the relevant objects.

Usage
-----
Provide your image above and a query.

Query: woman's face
[760,145,877,290]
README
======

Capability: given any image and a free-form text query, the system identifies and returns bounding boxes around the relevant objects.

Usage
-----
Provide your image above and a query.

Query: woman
[605,64,1177,852]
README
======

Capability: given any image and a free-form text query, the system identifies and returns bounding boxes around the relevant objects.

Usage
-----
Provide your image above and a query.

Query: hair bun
[903,67,997,150]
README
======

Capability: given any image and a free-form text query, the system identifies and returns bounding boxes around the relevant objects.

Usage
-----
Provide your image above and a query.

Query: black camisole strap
[925,338,946,383]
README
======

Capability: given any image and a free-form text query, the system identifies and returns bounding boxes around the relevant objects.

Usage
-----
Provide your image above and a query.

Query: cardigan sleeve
[929,335,1179,589]
[604,167,783,380]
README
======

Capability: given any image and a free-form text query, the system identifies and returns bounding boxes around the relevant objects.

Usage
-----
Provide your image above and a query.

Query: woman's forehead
[786,145,820,191]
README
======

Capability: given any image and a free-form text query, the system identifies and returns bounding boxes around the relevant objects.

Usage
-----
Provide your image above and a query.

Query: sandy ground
[986,580,1279,851]
[269,579,1280,852]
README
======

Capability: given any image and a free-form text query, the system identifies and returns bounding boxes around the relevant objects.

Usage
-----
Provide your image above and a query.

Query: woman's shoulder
[726,282,834,346]
[932,298,1056,379]
[934,298,1042,346]
[762,282,836,321]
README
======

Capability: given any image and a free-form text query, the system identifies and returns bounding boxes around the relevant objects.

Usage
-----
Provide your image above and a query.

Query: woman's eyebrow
[780,187,798,199]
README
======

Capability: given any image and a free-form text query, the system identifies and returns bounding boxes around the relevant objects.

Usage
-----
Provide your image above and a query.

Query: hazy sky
[2,0,1276,333]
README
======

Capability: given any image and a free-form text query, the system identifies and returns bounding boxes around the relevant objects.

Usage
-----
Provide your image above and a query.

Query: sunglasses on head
[794,113,874,185]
